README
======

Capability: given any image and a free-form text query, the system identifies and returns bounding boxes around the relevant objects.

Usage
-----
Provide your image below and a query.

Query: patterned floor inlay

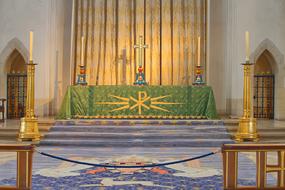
[0,147,275,189]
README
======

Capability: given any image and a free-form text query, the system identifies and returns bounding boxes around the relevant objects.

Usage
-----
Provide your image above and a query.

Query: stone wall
[208,0,285,119]
[0,0,73,117]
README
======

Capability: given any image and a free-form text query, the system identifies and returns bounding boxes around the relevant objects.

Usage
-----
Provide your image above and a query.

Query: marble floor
[256,119,285,128]
[0,146,273,189]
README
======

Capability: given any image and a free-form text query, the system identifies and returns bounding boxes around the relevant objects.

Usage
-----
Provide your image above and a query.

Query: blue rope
[36,149,218,168]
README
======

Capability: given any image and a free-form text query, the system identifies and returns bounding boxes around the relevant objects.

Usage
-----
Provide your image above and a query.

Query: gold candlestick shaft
[234,63,259,142]
[18,61,40,141]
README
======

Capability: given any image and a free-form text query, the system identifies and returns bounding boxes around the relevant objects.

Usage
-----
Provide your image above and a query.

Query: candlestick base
[18,117,41,142]
[134,66,148,85]
[76,65,88,85]
[234,117,259,142]
[76,75,88,85]
[193,65,206,85]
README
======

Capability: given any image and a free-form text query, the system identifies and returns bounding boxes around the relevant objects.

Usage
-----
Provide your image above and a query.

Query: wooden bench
[0,144,34,190]
[0,99,6,122]
[222,144,285,190]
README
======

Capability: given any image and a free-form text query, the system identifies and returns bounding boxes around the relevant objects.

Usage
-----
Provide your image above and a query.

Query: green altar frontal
[57,85,218,119]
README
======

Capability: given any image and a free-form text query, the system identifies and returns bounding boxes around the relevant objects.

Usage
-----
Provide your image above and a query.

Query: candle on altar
[81,36,85,66]
[29,31,33,62]
[245,31,250,62]
[197,36,201,66]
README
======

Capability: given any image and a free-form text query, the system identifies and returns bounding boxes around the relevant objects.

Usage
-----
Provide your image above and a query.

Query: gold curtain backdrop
[73,0,206,85]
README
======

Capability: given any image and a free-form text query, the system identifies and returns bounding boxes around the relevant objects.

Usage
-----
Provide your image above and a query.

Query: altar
[57,85,218,119]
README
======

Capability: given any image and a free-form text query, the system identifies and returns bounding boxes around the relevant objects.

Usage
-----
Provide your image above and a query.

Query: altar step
[40,139,231,147]
[44,132,230,139]
[49,125,227,132]
[55,119,223,126]
[40,124,233,148]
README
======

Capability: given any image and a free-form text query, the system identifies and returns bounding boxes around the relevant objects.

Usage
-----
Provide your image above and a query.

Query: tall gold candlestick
[18,32,40,142]
[234,62,259,142]
[29,31,33,62]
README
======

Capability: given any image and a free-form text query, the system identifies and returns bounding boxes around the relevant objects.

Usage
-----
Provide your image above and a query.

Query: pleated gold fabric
[73,0,206,85]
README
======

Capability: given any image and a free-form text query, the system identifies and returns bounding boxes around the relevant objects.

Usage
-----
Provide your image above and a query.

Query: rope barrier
[35,148,220,169]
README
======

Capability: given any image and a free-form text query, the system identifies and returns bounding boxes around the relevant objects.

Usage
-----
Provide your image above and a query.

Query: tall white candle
[81,36,85,66]
[197,36,201,66]
[29,31,33,62]
[245,31,250,62]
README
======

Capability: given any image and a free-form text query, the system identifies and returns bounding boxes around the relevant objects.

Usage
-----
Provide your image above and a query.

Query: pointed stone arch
[250,38,285,120]
[5,49,27,74]
[0,38,29,101]
[0,38,29,67]
[250,38,284,75]
[254,50,274,75]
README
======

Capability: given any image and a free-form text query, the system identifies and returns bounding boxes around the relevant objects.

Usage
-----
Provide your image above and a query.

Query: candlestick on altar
[76,65,88,85]
[193,36,205,85]
[76,36,88,85]
[193,65,205,85]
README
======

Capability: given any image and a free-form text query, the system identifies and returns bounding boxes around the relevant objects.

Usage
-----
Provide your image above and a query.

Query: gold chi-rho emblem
[96,91,182,115]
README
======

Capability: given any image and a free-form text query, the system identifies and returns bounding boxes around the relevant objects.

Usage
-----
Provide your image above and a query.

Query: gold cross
[134,36,148,67]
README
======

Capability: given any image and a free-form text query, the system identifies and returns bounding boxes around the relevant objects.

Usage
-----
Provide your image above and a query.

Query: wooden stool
[0,98,6,122]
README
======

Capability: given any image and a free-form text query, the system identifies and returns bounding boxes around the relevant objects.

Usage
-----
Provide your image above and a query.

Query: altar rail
[222,144,285,190]
[0,144,34,190]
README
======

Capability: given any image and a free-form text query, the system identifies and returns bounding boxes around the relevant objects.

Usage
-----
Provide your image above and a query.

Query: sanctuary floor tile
[0,147,276,189]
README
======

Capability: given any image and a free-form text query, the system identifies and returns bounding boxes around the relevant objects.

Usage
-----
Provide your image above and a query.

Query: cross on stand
[134,36,148,85]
